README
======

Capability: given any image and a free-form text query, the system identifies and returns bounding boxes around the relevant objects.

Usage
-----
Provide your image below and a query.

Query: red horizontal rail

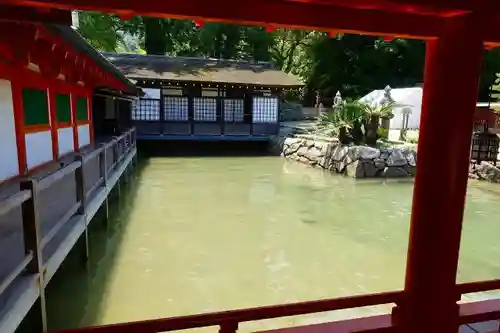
[457,279,500,295]
[53,290,403,333]
[52,279,500,333]
[49,279,500,333]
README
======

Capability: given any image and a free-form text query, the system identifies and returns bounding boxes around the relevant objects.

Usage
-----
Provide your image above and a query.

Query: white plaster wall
[57,127,74,156]
[163,88,182,96]
[202,88,218,97]
[0,79,19,180]
[25,131,52,169]
[78,124,90,147]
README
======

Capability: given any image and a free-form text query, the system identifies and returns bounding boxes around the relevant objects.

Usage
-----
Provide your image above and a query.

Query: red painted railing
[52,279,500,333]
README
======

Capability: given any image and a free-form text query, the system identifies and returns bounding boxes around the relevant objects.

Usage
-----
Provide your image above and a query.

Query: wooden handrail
[40,202,81,249]
[82,146,104,164]
[52,277,500,333]
[53,291,403,333]
[0,251,34,296]
[38,161,81,191]
[86,177,105,199]
[457,279,500,295]
[0,190,31,216]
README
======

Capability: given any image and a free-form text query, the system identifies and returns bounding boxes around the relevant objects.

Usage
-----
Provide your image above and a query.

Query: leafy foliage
[314,100,402,146]
[77,11,500,102]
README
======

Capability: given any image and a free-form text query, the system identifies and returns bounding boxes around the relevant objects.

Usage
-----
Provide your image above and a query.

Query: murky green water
[45,156,500,332]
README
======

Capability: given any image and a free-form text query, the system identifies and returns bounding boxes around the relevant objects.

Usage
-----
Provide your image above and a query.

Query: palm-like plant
[314,99,402,145]
[314,101,365,143]
[360,101,398,145]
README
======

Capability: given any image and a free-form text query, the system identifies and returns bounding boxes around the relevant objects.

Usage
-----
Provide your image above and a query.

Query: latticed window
[224,99,244,122]
[132,99,160,121]
[164,96,188,121]
[193,97,217,121]
[55,94,71,124]
[76,97,88,121]
[252,96,278,123]
[22,88,49,126]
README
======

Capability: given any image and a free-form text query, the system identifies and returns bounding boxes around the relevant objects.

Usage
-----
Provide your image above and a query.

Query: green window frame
[76,97,88,122]
[55,94,71,124]
[22,88,49,126]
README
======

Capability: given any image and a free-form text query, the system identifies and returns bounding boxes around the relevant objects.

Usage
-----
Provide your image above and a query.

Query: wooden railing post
[74,154,89,261]
[20,178,48,332]
[114,138,121,198]
[132,128,137,168]
[99,144,110,226]
[219,322,238,333]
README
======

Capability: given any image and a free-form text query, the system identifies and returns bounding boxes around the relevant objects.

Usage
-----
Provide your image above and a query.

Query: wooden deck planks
[0,131,137,333]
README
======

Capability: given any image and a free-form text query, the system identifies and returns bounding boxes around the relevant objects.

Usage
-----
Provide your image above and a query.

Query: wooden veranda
[0,128,137,333]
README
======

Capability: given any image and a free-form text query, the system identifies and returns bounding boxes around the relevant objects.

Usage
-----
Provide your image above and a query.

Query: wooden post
[20,179,48,332]
[99,144,109,226]
[74,154,89,261]
[159,88,165,134]
[116,138,121,198]
[188,95,194,135]
[394,14,484,333]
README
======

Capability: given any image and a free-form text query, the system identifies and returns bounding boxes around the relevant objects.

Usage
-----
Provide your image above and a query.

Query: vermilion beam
[0,5,71,24]
[4,0,500,43]
[0,0,445,39]
[387,0,495,12]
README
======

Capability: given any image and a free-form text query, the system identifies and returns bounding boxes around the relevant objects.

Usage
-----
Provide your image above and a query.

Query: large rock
[475,162,500,182]
[346,160,365,178]
[363,161,379,177]
[278,135,418,179]
[331,145,349,162]
[374,158,386,170]
[383,166,409,177]
[358,146,380,160]
[386,149,407,167]
[401,148,417,167]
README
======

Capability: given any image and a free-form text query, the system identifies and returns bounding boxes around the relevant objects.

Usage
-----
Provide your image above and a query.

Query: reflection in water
[45,157,500,332]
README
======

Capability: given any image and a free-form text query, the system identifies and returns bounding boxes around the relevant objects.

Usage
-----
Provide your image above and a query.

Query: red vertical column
[397,15,484,333]
[48,87,59,160]
[71,93,80,152]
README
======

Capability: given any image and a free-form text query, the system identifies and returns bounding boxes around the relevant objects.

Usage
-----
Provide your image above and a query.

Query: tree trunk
[352,120,364,145]
[144,17,166,55]
[380,117,390,139]
[365,115,380,146]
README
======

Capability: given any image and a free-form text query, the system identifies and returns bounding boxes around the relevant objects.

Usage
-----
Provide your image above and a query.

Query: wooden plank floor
[0,135,136,333]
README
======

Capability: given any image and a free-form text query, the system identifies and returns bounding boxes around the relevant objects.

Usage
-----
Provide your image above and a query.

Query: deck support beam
[395,14,484,333]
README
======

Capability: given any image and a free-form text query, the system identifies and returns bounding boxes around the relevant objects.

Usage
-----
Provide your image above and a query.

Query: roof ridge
[102,52,274,65]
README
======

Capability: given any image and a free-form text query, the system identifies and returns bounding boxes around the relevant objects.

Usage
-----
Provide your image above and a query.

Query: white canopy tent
[359,87,423,130]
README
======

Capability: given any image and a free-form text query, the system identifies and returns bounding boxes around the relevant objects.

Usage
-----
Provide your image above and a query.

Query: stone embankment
[469,162,500,183]
[274,135,417,178]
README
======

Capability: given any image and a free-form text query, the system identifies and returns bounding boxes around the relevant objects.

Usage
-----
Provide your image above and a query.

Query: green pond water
[43,156,500,332]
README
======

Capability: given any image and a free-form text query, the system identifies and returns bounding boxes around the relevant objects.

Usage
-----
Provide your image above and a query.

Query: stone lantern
[333,91,343,110]
[379,85,393,138]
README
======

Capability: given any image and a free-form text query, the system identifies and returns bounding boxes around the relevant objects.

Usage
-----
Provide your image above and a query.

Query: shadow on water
[15,160,148,332]
[137,140,272,157]
[17,140,273,332]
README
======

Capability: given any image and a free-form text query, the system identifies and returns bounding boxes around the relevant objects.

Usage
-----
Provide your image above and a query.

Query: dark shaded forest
[78,12,500,103]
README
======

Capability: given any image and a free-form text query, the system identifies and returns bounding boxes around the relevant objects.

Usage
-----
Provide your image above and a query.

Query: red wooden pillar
[71,93,80,152]
[48,87,59,160]
[396,15,484,333]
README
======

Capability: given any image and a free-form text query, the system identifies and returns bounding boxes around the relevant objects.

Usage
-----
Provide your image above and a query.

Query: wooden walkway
[0,128,137,333]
